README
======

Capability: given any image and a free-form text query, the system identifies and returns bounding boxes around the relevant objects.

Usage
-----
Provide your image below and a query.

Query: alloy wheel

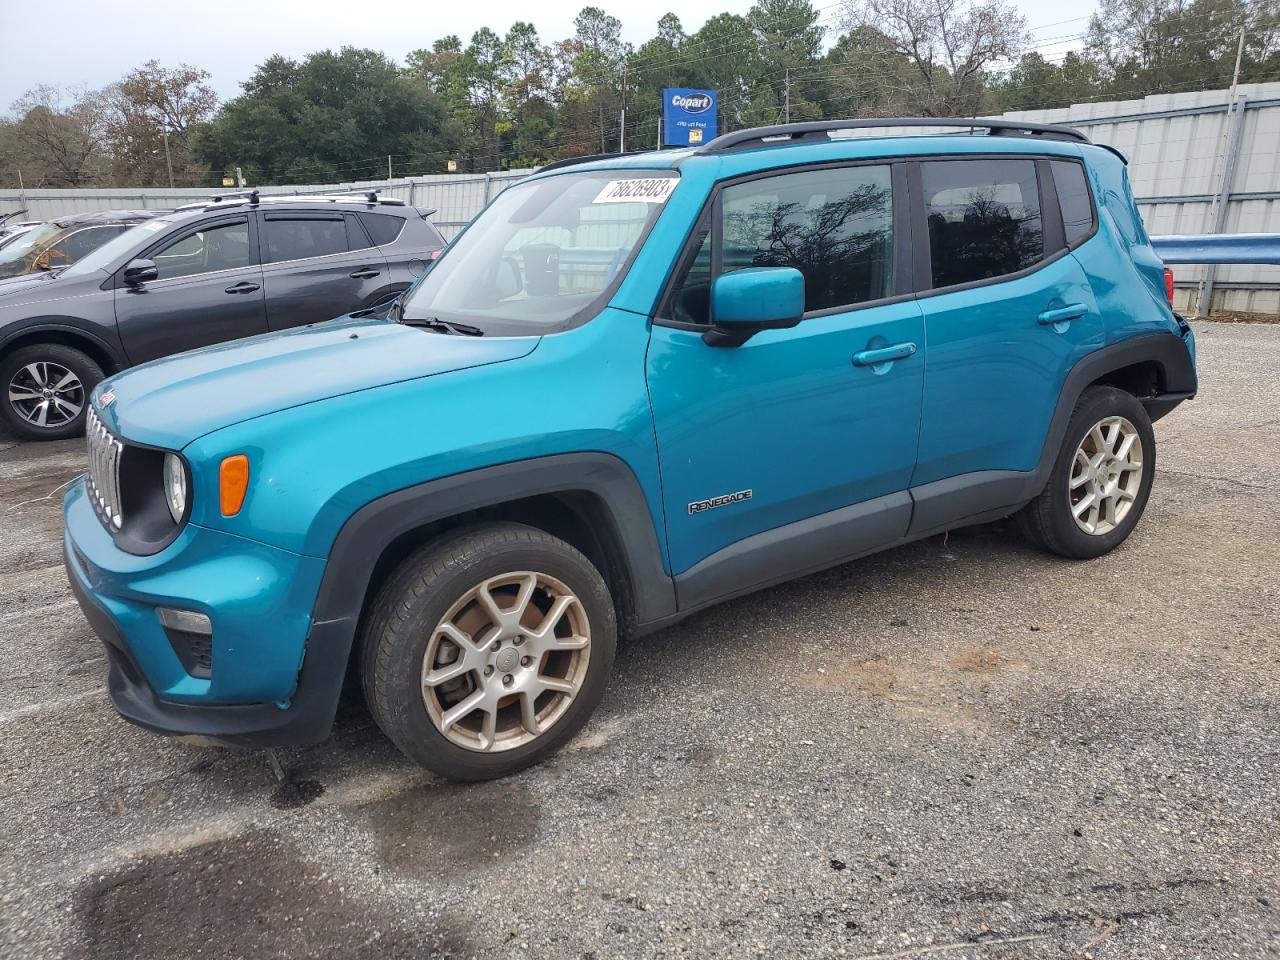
[420,571,591,752]
[7,361,84,428]
[1068,415,1144,535]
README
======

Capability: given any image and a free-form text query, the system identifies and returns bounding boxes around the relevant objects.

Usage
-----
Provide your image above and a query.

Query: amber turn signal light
[219,455,249,516]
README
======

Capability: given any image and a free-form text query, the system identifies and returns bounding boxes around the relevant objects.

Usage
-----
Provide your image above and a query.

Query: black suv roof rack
[209,189,260,205]
[697,117,1090,153]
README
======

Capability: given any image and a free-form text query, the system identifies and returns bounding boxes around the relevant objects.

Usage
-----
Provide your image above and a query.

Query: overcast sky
[0,0,1094,107]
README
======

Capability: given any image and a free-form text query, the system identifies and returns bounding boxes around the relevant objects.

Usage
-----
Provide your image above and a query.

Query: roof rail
[537,150,663,173]
[696,117,1091,153]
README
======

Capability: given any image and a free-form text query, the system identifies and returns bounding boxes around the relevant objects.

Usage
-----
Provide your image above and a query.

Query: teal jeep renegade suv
[64,119,1197,781]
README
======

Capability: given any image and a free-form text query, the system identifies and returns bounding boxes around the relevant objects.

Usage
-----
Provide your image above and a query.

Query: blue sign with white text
[662,88,718,147]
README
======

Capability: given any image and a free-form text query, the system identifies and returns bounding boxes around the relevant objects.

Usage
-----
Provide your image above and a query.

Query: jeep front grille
[85,407,124,530]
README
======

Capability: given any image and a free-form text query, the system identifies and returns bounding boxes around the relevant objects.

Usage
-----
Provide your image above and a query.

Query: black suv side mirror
[122,259,159,286]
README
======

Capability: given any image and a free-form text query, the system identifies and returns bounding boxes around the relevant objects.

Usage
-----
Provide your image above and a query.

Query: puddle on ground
[345,780,540,881]
[77,829,472,960]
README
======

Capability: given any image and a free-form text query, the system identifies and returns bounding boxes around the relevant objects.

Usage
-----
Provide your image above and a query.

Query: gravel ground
[0,321,1277,960]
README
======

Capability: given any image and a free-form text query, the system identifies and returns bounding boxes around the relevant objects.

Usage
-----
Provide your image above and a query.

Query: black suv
[0,191,445,439]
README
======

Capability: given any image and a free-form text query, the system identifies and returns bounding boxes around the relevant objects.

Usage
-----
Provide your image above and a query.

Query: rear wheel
[1,343,102,441]
[1017,385,1156,559]
[360,522,617,781]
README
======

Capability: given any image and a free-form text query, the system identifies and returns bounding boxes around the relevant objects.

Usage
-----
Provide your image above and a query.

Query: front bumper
[63,478,349,747]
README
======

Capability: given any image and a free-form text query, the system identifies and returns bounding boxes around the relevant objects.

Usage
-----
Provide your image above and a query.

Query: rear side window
[264,218,348,263]
[1051,160,1094,246]
[359,212,406,246]
[668,164,894,323]
[57,225,127,261]
[920,159,1043,288]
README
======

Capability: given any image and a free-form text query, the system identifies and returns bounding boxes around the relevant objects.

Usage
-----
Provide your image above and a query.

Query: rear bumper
[63,479,349,747]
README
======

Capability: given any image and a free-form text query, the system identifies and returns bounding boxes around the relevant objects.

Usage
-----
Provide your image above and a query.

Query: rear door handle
[1037,303,1087,325]
[349,268,381,279]
[224,281,260,294]
[853,342,917,367]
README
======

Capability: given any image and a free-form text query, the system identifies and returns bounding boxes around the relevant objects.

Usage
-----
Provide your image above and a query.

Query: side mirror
[122,259,159,286]
[704,267,805,347]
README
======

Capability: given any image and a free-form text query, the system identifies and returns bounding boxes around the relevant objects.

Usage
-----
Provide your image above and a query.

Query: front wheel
[1017,385,1157,559]
[360,522,617,781]
[1,343,103,441]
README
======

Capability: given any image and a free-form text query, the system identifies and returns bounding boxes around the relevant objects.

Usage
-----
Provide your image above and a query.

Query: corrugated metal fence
[0,171,533,240]
[4,82,1280,314]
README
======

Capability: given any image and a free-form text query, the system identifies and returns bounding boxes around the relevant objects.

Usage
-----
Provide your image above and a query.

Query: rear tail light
[1163,267,1175,305]
[429,248,443,260]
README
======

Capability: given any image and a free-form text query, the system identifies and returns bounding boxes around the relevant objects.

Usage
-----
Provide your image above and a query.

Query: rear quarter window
[359,212,406,246]
[1051,160,1095,246]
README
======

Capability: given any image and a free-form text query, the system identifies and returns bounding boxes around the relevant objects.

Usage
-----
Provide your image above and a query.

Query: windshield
[0,222,60,266]
[61,218,170,279]
[400,170,677,335]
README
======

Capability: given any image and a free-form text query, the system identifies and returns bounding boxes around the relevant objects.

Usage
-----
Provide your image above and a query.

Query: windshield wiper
[400,316,484,337]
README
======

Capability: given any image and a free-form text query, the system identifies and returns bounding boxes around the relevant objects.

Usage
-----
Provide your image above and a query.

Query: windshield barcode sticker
[592,178,677,204]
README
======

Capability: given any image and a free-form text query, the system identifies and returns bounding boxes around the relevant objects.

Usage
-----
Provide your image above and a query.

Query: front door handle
[853,342,917,367]
[1037,303,1087,325]
[224,281,260,294]
[349,268,381,280]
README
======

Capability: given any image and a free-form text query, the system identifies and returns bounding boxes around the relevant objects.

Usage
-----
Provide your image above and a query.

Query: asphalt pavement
[0,320,1276,959]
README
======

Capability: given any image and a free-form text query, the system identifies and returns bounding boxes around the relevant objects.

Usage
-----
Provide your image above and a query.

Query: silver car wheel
[1069,415,1144,536]
[7,361,84,428]
[420,571,591,753]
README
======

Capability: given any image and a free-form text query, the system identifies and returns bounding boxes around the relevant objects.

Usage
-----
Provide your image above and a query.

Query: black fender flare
[0,318,128,371]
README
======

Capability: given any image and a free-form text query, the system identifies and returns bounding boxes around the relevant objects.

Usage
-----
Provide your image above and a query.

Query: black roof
[50,209,166,229]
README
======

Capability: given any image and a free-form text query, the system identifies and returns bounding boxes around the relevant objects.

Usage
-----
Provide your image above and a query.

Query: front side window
[151,220,251,280]
[921,159,1044,289]
[264,218,348,263]
[401,170,676,335]
[668,165,894,324]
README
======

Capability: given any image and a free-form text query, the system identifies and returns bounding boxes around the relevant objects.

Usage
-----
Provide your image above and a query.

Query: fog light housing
[156,607,213,678]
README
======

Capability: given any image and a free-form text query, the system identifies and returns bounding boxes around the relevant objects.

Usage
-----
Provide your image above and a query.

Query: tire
[359,522,617,781]
[1017,385,1156,560]
[0,343,103,441]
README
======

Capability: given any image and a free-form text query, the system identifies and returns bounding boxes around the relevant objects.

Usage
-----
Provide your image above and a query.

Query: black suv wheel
[359,522,617,781]
[1018,385,1156,559]
[0,343,103,441]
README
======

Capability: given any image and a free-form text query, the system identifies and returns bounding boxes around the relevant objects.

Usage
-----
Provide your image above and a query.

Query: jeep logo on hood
[671,92,713,114]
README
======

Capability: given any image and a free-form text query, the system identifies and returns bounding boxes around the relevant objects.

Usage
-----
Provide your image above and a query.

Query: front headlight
[163,453,187,523]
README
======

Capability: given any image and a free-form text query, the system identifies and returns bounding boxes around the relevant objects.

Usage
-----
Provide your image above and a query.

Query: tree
[749,0,827,121]
[1086,0,1280,99]
[839,0,1030,115]
[8,85,113,186]
[992,51,1106,112]
[110,61,218,186]
[197,47,457,183]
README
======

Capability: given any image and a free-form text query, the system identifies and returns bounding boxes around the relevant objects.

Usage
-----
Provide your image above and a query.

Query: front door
[647,162,926,583]
[116,215,268,365]
[259,212,390,329]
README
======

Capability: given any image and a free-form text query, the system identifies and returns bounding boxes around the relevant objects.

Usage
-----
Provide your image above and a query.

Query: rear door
[910,156,1103,499]
[259,212,390,329]
[115,214,268,364]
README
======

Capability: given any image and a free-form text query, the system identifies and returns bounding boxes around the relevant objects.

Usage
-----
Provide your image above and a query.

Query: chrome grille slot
[85,407,124,530]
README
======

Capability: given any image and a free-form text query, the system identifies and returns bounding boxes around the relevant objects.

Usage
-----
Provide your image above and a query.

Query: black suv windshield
[401,170,677,336]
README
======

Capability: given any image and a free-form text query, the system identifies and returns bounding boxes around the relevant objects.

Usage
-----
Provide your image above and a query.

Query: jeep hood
[95,316,539,450]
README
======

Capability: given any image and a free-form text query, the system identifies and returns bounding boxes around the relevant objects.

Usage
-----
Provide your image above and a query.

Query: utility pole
[784,68,791,124]
[1199,25,1247,316]
[619,60,627,153]
[388,155,393,180]
[162,129,175,189]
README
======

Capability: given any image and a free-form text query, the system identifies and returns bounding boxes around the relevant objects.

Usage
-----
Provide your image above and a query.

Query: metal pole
[1198,28,1247,316]
[1199,95,1249,318]
[388,155,393,180]
[17,168,26,211]
[162,130,175,189]
[619,61,627,154]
